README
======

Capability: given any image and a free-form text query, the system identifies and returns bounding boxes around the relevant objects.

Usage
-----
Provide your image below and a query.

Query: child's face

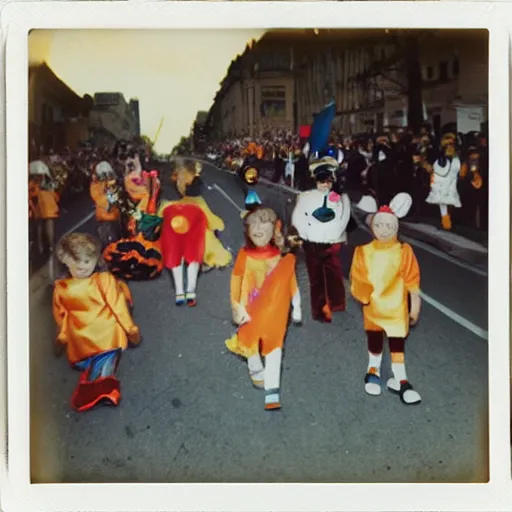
[248,219,274,248]
[63,254,98,279]
[372,212,398,242]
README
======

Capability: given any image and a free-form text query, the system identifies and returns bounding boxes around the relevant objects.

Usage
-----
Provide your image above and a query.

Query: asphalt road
[29,160,489,484]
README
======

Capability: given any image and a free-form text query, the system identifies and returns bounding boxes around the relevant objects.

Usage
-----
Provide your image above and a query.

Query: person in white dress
[424,130,464,230]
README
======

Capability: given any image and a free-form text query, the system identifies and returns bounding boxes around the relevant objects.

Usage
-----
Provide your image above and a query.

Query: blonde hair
[55,232,101,264]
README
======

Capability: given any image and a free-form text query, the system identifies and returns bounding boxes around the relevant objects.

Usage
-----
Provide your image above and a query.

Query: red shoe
[71,376,121,412]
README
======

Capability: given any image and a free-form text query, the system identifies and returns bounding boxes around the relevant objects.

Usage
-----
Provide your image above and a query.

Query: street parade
[25,27,490,485]
[27,110,488,412]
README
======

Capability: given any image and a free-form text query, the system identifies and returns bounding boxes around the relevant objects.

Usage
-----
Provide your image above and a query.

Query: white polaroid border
[2,2,510,511]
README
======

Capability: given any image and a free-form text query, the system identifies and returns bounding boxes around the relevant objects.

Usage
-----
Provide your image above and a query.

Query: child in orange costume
[29,160,60,256]
[89,161,122,248]
[53,232,140,412]
[350,193,422,405]
[225,203,302,410]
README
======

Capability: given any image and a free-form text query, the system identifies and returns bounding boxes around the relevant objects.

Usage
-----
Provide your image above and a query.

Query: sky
[28,29,264,153]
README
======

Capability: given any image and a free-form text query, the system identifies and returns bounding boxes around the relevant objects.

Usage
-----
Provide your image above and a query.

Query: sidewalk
[399,221,488,267]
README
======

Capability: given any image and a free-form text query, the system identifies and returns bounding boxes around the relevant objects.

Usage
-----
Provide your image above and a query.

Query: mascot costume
[103,166,164,281]
[157,159,232,306]
[225,179,302,411]
[350,192,422,405]
[290,155,370,323]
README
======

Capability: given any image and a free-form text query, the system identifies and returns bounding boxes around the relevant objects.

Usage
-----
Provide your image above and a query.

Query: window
[260,86,286,119]
[439,61,449,81]
[452,58,460,77]
[426,66,434,80]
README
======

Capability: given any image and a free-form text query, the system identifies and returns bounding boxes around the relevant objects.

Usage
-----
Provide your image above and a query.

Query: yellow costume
[53,272,136,364]
[350,240,420,338]
[158,196,232,268]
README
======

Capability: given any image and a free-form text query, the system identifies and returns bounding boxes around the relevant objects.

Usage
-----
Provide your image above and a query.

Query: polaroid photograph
[2,1,511,511]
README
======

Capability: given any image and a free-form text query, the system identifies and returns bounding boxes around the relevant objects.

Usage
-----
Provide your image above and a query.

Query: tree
[354,30,434,133]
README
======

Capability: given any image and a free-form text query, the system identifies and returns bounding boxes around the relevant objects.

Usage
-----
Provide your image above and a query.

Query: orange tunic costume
[226,247,299,358]
[350,240,420,338]
[90,180,121,222]
[29,180,60,220]
[53,271,136,364]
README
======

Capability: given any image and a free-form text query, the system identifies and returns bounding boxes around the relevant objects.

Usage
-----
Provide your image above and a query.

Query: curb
[399,222,488,267]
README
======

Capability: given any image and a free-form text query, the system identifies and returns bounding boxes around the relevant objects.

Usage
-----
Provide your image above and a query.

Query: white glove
[291,290,302,324]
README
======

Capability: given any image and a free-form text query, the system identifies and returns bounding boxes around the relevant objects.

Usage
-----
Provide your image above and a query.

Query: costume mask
[358,193,413,240]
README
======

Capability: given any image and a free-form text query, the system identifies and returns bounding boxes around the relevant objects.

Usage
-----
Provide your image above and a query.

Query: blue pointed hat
[245,189,262,210]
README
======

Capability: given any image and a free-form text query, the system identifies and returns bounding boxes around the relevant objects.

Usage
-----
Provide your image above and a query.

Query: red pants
[303,242,345,322]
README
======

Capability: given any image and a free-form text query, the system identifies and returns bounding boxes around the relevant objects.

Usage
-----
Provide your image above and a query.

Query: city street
[29,160,489,485]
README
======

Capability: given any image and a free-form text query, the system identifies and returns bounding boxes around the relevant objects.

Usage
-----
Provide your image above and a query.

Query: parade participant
[103,168,164,281]
[423,127,464,230]
[90,161,122,248]
[225,193,302,411]
[29,160,61,258]
[158,159,231,306]
[291,155,364,323]
[459,131,485,229]
[350,192,422,405]
[53,232,140,412]
[122,144,158,211]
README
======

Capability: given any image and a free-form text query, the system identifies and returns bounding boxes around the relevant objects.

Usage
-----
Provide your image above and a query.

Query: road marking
[351,207,488,277]
[212,183,243,213]
[418,291,488,340]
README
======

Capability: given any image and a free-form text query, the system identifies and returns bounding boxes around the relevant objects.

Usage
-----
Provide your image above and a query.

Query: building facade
[88,92,139,147]
[206,36,296,138]
[28,62,91,154]
[207,30,488,138]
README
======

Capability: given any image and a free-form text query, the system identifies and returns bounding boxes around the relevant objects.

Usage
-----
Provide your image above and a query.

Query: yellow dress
[53,272,136,364]
[350,239,420,338]
[158,196,232,268]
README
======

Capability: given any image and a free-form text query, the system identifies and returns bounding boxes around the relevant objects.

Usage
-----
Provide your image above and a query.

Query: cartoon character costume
[291,155,372,323]
[157,161,231,306]
[89,161,122,248]
[103,170,164,280]
[424,128,464,230]
[350,193,422,405]
[225,193,302,410]
[53,233,140,412]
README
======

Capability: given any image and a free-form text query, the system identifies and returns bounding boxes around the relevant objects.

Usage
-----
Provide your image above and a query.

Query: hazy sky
[28,29,264,153]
